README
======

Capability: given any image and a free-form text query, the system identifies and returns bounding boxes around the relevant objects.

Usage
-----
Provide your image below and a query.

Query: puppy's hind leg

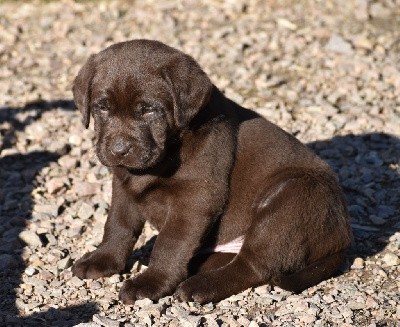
[175,168,351,303]
[273,249,347,293]
[175,249,265,303]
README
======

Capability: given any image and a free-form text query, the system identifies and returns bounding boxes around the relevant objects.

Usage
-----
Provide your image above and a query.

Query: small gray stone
[108,274,121,284]
[180,315,202,327]
[292,300,309,312]
[159,296,173,306]
[24,266,38,276]
[348,301,365,310]
[93,206,107,222]
[24,301,42,311]
[25,276,48,288]
[138,303,165,318]
[33,203,59,217]
[135,298,153,307]
[88,280,102,290]
[203,314,219,327]
[351,257,365,269]
[275,304,293,317]
[46,177,66,194]
[383,253,400,266]
[298,313,316,324]
[58,156,78,169]
[57,256,73,270]
[19,231,43,247]
[92,314,120,327]
[254,285,271,296]
[266,293,286,302]
[375,267,388,278]
[325,35,354,55]
[77,203,95,220]
[170,305,189,318]
[226,294,244,302]
[322,294,335,304]
[255,297,273,306]
[369,3,391,18]
[70,276,85,287]
[354,0,369,21]
[74,182,101,197]
[237,316,251,326]
[137,313,152,326]
[38,270,55,281]
[69,134,82,146]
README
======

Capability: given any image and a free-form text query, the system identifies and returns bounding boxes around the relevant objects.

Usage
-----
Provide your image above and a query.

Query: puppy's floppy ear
[162,55,213,129]
[72,54,96,128]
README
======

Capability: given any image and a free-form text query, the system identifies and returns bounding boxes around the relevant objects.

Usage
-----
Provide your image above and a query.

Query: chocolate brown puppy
[71,39,352,304]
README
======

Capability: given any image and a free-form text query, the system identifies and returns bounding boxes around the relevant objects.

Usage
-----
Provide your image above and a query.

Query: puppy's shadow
[308,132,400,262]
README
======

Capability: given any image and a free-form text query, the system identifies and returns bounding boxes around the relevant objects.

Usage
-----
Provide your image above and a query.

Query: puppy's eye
[95,99,110,113]
[141,105,157,119]
[97,104,109,112]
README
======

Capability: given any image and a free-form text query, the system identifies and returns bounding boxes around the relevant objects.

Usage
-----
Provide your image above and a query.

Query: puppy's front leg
[119,192,218,303]
[72,176,144,279]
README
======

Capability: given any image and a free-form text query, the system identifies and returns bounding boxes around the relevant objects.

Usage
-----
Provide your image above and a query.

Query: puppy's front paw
[72,249,124,280]
[119,270,172,304]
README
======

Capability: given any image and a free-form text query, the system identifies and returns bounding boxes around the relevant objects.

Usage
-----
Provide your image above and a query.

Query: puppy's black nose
[111,138,131,156]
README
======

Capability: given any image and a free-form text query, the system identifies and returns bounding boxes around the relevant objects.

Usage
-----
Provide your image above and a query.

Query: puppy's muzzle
[111,137,131,156]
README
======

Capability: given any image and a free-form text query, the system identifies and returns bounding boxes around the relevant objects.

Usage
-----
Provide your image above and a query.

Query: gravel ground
[1,0,400,326]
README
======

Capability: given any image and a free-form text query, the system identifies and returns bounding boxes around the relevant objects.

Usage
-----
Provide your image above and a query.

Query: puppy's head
[73,40,213,170]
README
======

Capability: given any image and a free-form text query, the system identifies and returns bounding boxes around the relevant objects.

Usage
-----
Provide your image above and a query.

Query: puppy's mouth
[133,148,166,169]
[97,144,165,171]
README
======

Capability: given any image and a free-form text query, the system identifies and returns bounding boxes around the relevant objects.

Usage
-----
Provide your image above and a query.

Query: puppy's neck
[189,86,230,131]
[188,86,259,131]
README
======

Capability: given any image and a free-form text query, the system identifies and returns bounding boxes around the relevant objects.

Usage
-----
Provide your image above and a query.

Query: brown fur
[71,39,352,304]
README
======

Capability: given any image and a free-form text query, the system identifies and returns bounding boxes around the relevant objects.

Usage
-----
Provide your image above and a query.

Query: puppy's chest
[137,194,169,230]
[127,176,173,230]
[127,174,160,195]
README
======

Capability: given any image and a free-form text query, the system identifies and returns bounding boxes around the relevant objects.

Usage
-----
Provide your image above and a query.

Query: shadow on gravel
[0,99,75,152]
[0,100,97,326]
[308,133,400,267]
[126,235,156,271]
